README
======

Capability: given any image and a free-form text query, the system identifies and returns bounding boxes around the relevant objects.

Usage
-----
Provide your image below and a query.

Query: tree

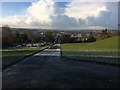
[25,31,34,43]
[101,29,108,39]
[102,29,107,36]
[2,25,15,48]
[44,31,55,43]
[87,32,96,42]
[100,29,114,40]
[15,31,21,44]
[34,33,42,43]
[61,33,70,44]
[20,33,28,44]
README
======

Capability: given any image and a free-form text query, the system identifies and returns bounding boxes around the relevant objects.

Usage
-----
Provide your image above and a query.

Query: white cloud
[27,0,54,22]
[64,2,118,29]
[51,15,88,29]
[1,15,52,28]
[65,2,107,19]
[1,0,55,28]
[0,0,65,29]
[0,0,118,30]
[86,2,118,29]
[87,11,112,28]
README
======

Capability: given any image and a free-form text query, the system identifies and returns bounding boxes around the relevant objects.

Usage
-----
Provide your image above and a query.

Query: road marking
[34,49,60,56]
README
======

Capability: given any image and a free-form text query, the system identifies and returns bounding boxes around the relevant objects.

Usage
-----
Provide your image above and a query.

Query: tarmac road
[2,48,120,88]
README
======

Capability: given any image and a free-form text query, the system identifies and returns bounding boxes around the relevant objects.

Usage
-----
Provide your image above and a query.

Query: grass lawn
[2,46,48,68]
[61,36,119,65]
[61,36,119,51]
[61,36,120,58]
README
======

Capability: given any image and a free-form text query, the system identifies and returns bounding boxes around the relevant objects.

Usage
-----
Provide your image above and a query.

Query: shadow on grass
[2,47,48,70]
[61,50,120,67]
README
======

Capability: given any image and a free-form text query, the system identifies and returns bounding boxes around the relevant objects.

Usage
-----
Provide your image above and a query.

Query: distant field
[2,46,48,68]
[61,36,119,51]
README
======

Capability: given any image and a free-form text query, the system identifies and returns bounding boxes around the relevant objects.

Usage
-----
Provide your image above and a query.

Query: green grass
[61,36,120,58]
[61,36,120,65]
[61,36,119,51]
[2,46,48,68]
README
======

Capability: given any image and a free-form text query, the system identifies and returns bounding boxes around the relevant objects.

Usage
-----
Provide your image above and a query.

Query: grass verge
[61,36,120,66]
[2,46,48,70]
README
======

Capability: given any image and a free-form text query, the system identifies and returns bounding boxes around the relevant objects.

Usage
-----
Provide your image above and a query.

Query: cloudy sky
[0,0,119,30]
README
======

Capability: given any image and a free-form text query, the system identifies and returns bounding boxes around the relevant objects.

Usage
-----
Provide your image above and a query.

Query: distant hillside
[61,36,119,51]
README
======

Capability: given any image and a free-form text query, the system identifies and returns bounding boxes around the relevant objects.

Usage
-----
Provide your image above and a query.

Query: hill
[61,36,119,51]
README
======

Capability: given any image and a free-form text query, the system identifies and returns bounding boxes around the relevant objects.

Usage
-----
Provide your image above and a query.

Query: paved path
[2,48,120,88]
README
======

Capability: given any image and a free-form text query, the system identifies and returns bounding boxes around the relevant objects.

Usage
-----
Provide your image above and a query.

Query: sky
[0,0,119,30]
[2,2,31,17]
